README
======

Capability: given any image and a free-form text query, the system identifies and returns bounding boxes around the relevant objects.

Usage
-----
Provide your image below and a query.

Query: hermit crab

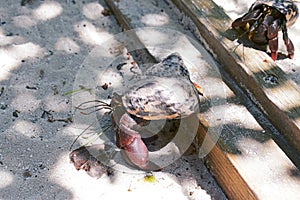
[69,53,203,176]
[231,0,299,60]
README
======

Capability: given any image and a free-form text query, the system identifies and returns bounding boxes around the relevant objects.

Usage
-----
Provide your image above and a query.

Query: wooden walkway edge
[104,0,300,199]
[171,0,300,155]
[196,121,258,200]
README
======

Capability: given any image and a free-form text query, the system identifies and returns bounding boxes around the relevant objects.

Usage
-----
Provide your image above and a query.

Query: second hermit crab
[232,0,299,60]
[69,53,203,177]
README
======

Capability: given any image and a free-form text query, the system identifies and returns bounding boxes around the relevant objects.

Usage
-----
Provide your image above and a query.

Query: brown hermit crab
[70,53,203,176]
[232,0,299,60]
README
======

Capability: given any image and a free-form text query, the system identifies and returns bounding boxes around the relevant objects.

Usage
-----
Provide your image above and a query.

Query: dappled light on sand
[0,170,14,189]
[74,20,114,46]
[13,1,63,28]
[0,43,44,81]
[33,1,63,21]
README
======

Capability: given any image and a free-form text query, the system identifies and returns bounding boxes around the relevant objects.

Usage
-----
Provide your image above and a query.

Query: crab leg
[282,22,295,59]
[267,18,282,60]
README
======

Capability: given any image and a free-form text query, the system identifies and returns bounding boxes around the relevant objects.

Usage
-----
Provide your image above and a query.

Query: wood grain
[171,0,300,155]
[196,120,257,200]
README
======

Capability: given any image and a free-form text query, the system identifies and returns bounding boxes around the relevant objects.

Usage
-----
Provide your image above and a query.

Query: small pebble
[23,170,32,179]
[101,9,111,16]
[102,83,109,90]
[13,110,20,117]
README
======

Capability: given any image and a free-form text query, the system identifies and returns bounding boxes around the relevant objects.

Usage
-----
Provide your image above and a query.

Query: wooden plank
[171,0,300,156]
[104,0,157,64]
[199,117,300,200]
[197,103,300,200]
[196,120,257,200]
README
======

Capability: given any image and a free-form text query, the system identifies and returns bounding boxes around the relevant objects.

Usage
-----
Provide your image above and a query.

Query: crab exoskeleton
[232,0,299,60]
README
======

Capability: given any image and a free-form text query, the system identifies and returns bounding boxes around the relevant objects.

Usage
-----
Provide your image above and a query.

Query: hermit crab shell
[251,0,299,26]
[120,53,200,121]
[144,52,191,78]
[121,77,200,120]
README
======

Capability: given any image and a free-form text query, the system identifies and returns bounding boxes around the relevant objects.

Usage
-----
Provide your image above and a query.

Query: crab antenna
[79,106,113,115]
[69,120,99,151]
[81,124,113,147]
[231,28,249,59]
[232,28,250,61]
[74,100,112,114]
[75,100,111,109]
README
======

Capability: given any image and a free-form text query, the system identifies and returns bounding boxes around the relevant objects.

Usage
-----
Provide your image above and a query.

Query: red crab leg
[267,18,281,60]
[282,23,295,59]
[268,37,279,61]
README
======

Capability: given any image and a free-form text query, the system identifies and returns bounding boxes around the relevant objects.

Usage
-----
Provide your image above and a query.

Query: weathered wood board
[104,0,300,199]
[171,0,300,156]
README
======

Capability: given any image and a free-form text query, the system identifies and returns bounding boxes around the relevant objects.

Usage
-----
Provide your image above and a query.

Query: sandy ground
[0,0,227,199]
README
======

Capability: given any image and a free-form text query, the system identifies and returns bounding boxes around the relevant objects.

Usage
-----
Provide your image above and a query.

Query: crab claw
[115,113,149,169]
[69,146,91,170]
[69,146,108,178]
[117,124,149,168]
